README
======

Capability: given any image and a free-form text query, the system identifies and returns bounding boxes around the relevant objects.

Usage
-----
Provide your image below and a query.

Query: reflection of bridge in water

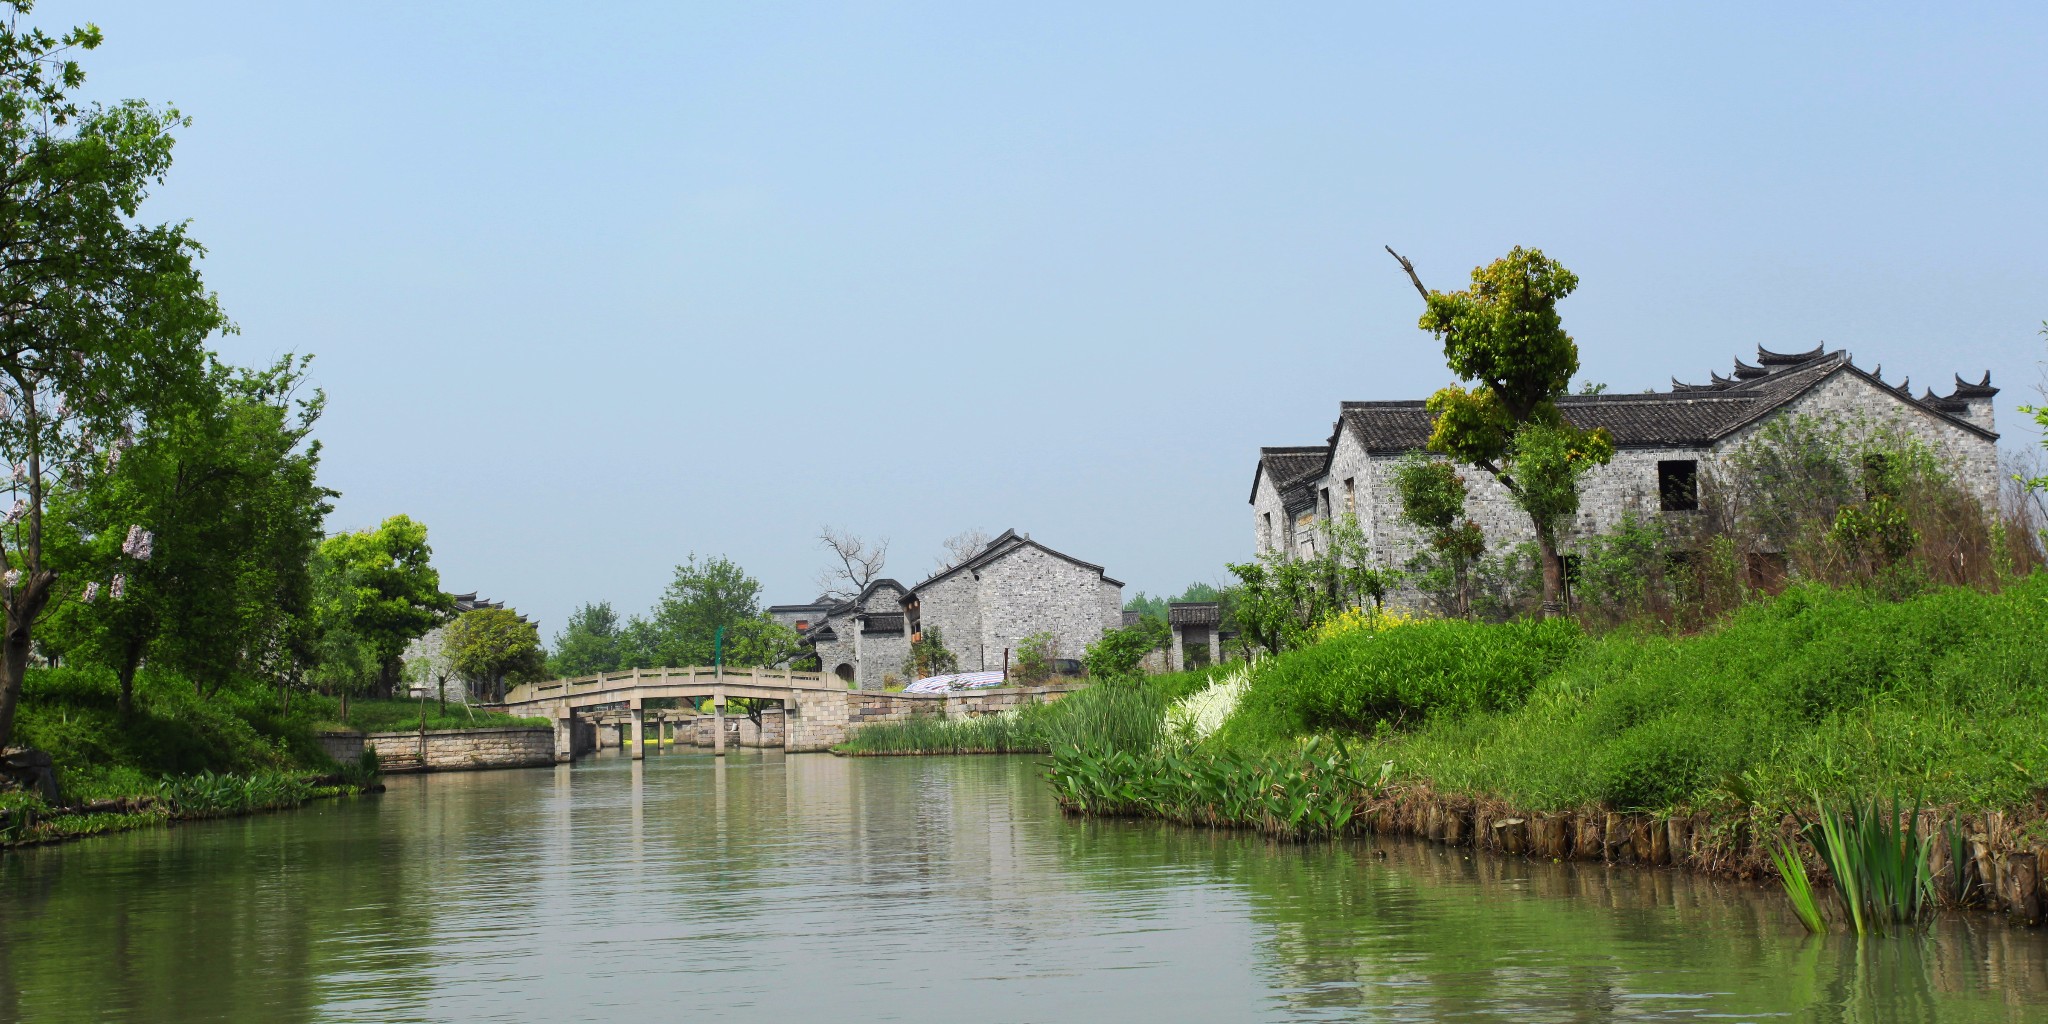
[500,667,1079,761]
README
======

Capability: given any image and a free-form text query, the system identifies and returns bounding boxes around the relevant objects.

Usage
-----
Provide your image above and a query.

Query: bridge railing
[503,666,832,706]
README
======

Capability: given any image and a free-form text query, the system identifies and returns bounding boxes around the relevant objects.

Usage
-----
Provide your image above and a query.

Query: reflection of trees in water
[11,758,2047,1023]
[0,798,440,1023]
[1048,819,2048,1022]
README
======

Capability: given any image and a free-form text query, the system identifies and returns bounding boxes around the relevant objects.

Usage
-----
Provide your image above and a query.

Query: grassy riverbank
[1045,575,2048,898]
[1,667,423,846]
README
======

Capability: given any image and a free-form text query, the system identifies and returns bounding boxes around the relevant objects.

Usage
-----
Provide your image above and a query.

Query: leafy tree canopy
[316,515,450,674]
[623,554,800,669]
[1394,245,1613,616]
[548,600,623,677]
[445,606,542,702]
[0,5,231,747]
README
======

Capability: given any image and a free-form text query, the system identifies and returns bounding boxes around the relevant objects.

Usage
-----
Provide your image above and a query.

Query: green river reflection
[4,751,2047,1023]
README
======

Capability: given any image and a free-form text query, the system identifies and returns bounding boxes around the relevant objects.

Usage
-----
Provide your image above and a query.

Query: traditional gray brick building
[779,530,1123,689]
[772,580,910,690]
[1253,346,2000,597]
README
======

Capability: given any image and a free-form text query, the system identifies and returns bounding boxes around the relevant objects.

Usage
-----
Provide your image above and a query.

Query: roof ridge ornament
[1950,372,1999,398]
[1756,343,1827,366]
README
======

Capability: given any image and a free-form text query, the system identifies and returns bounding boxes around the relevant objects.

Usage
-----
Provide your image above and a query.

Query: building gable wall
[914,570,985,671]
[973,544,1109,667]
[1252,471,1288,557]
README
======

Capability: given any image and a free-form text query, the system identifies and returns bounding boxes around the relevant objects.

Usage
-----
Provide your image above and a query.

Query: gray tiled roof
[906,529,1122,595]
[1250,446,1333,503]
[1271,348,1996,491]
[859,613,905,634]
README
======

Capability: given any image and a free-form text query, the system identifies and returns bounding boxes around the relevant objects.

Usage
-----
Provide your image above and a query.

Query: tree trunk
[0,616,31,750]
[1535,527,1564,619]
[118,662,139,719]
[117,636,146,718]
[1453,561,1471,619]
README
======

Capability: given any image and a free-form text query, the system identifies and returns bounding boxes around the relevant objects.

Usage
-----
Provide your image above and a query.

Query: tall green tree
[627,554,799,669]
[548,599,624,677]
[1388,245,1614,616]
[46,356,330,711]
[445,606,542,703]
[314,515,450,697]
[0,9,226,748]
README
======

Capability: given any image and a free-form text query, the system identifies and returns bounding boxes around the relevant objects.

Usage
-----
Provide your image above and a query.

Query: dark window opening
[834,663,855,683]
[1658,460,1700,512]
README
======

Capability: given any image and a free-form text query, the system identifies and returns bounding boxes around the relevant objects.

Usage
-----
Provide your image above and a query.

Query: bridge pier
[554,709,574,763]
[629,702,645,760]
[713,693,726,757]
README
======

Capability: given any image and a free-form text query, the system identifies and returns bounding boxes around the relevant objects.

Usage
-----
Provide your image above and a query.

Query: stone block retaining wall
[316,727,558,773]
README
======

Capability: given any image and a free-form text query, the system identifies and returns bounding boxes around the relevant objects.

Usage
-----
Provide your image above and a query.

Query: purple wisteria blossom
[122,525,153,561]
[81,581,98,604]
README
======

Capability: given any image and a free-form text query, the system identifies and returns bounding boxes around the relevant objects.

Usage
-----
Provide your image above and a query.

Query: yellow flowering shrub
[1313,607,1422,643]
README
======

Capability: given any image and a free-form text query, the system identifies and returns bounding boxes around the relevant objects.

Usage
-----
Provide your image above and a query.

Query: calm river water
[5,750,2048,1023]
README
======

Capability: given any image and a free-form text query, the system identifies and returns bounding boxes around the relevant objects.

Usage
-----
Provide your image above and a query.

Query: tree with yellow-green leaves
[1386,246,1614,617]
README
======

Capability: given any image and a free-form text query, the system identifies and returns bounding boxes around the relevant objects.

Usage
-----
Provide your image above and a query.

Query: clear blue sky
[45,2,2048,636]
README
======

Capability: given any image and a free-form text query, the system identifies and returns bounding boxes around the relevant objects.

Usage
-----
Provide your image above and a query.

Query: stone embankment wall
[642,684,1077,753]
[317,727,567,773]
[799,684,1073,752]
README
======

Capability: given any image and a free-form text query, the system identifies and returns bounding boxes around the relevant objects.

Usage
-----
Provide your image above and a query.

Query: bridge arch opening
[834,663,854,684]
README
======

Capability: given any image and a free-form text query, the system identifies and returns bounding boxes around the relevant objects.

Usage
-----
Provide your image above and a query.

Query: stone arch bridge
[498,667,1075,760]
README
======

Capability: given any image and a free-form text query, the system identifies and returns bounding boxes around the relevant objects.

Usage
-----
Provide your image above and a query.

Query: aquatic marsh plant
[1768,837,1825,934]
[1165,662,1250,743]
[1045,678,1166,758]
[1047,736,1392,840]
[1807,794,1934,935]
[837,708,1051,756]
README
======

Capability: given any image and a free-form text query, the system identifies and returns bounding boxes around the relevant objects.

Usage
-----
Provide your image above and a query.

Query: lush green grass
[317,698,548,734]
[1219,616,1584,748]
[13,666,333,800]
[1042,575,2048,857]
[1355,577,2048,814]
[3,666,382,846]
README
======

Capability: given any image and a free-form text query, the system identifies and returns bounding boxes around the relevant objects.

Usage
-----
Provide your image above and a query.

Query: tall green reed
[1793,794,1934,935]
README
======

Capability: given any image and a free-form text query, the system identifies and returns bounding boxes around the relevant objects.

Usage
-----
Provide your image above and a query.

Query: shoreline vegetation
[0,666,533,848]
[837,569,2048,929]
[1038,577,2048,927]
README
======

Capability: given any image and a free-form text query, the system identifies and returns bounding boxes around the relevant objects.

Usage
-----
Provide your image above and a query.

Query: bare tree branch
[817,526,887,602]
[1385,245,1430,301]
[933,528,992,574]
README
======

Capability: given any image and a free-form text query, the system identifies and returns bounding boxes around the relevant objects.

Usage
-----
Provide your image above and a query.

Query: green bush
[1222,616,1583,746]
